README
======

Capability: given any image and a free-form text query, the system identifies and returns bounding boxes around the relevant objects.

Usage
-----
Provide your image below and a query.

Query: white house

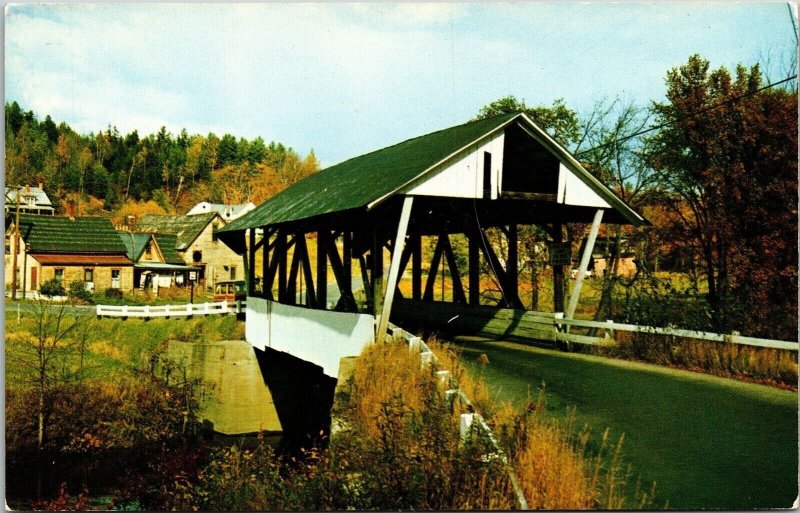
[187,201,256,222]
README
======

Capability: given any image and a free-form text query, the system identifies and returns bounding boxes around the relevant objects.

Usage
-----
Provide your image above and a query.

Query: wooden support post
[468,231,480,306]
[376,197,413,344]
[507,224,518,304]
[565,209,604,320]
[247,228,256,296]
[411,233,422,301]
[277,230,288,303]
[552,222,564,314]
[326,234,355,310]
[423,235,445,301]
[372,228,384,316]
[394,238,414,297]
[286,244,301,305]
[359,254,372,304]
[297,234,316,307]
[317,230,328,308]
[268,227,272,299]
[342,230,352,296]
[441,234,467,304]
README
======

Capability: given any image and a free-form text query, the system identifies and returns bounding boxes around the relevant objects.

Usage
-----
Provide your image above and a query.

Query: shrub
[68,280,94,304]
[103,288,124,299]
[39,278,65,297]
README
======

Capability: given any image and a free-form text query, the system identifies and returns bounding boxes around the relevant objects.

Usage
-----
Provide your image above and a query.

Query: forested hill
[4,101,320,217]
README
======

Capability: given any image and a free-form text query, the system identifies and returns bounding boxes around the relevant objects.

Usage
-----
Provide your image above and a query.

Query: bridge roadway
[452,337,798,510]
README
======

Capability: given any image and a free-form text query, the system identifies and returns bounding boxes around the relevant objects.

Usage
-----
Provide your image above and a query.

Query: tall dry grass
[600,331,798,387]
[428,340,656,509]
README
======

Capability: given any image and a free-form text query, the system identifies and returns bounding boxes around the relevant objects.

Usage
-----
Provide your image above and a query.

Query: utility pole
[11,187,21,300]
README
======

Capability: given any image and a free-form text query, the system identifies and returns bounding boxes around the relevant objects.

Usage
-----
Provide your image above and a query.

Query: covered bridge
[218,112,647,377]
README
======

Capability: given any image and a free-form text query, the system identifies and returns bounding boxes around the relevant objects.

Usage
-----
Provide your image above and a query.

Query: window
[144,241,152,259]
[483,151,492,199]
[5,240,10,255]
[54,268,64,282]
[212,229,219,242]
[111,269,121,289]
[84,268,94,283]
[229,266,237,280]
[193,250,203,263]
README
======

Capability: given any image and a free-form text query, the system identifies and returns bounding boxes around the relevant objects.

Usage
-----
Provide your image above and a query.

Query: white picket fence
[96,300,246,319]
[554,314,798,351]
[385,322,529,510]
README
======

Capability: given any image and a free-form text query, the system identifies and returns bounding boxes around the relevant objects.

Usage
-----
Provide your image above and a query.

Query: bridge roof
[219,112,646,237]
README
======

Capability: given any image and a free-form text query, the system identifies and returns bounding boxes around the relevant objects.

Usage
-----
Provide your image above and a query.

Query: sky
[4,2,797,167]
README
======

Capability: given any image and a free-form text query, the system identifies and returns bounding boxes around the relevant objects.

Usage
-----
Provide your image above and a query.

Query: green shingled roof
[220,112,521,232]
[120,232,152,261]
[153,234,185,265]
[135,213,217,250]
[17,215,128,254]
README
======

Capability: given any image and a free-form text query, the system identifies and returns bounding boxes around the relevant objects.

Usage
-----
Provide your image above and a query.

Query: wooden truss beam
[475,228,523,309]
[423,235,446,301]
[376,196,413,344]
[440,234,467,304]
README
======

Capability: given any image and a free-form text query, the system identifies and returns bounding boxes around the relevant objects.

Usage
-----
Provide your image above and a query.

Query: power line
[575,74,797,157]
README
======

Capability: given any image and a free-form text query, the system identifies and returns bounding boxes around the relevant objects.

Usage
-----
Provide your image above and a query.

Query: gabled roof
[5,186,54,208]
[152,234,185,264]
[120,232,153,261]
[220,112,647,234]
[135,212,218,250]
[220,112,521,232]
[16,214,129,254]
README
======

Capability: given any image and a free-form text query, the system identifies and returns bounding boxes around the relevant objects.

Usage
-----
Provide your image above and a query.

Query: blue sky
[5,2,797,166]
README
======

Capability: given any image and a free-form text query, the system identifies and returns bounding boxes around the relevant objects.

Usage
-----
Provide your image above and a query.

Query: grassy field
[5,311,244,387]
[452,338,798,509]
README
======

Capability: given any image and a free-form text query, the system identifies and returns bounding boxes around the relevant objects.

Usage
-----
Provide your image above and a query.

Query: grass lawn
[452,338,798,509]
[5,311,244,386]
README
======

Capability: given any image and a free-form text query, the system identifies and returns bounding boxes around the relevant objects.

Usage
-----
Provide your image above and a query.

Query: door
[30,267,37,290]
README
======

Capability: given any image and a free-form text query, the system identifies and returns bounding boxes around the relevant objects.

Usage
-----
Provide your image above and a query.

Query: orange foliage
[112,199,168,227]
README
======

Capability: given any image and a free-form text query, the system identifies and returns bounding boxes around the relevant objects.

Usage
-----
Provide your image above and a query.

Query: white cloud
[5,3,794,166]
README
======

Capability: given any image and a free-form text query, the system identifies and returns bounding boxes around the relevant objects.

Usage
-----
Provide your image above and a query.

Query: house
[134,212,241,289]
[572,236,637,278]
[5,184,55,216]
[120,232,200,291]
[5,215,134,294]
[187,201,256,222]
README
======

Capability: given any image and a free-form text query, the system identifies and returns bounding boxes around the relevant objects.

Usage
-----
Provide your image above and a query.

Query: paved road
[453,338,798,509]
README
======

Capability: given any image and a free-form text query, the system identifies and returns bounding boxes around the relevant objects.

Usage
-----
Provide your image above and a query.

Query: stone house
[119,232,200,291]
[135,212,241,289]
[5,214,134,294]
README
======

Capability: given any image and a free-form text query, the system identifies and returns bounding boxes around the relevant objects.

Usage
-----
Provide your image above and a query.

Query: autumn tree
[647,55,797,338]
[573,99,660,321]
[8,298,92,450]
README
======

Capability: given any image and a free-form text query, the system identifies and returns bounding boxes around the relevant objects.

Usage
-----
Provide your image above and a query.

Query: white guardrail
[96,300,246,319]
[385,322,529,510]
[552,315,798,351]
